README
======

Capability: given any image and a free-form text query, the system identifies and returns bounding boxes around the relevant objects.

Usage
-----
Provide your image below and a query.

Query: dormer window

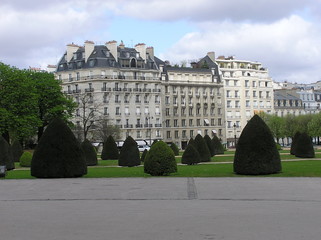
[126,52,130,58]
[73,53,77,60]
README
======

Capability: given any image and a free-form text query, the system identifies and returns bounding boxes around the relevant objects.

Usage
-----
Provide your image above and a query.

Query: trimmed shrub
[31,118,87,178]
[294,132,315,158]
[188,138,196,147]
[194,134,211,162]
[118,136,140,167]
[0,136,15,171]
[20,151,32,167]
[290,131,301,155]
[11,140,23,162]
[81,139,98,166]
[144,141,177,176]
[170,142,180,156]
[152,139,158,146]
[276,143,282,151]
[212,135,224,155]
[204,134,215,157]
[181,144,201,165]
[141,149,148,162]
[101,135,119,160]
[234,115,281,175]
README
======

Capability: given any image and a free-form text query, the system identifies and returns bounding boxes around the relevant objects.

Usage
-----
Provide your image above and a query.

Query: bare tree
[93,117,121,142]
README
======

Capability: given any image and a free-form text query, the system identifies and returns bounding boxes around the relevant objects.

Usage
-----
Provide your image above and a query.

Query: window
[182,119,186,127]
[165,96,170,104]
[116,107,120,115]
[166,131,171,139]
[190,130,194,138]
[104,107,108,115]
[175,131,179,139]
[166,108,170,116]
[165,120,170,127]
[174,119,178,127]
[197,119,201,126]
[189,119,193,126]
[246,100,250,107]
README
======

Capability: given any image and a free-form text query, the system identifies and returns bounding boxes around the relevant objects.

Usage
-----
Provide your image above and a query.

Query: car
[138,145,150,152]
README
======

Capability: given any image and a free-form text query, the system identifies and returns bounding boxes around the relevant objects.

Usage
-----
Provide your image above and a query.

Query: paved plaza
[1,177,321,240]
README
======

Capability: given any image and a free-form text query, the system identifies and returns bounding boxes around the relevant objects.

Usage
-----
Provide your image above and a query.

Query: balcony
[124,124,133,128]
[73,89,81,94]
[85,88,94,92]
[144,124,153,128]
[155,124,162,127]
[136,124,143,128]
[113,88,122,91]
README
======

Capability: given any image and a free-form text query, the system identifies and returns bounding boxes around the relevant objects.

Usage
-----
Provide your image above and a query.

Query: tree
[294,132,315,158]
[0,136,15,171]
[92,117,120,142]
[194,134,211,162]
[234,115,281,175]
[266,115,285,144]
[144,141,177,176]
[28,71,76,141]
[11,140,23,163]
[31,118,87,178]
[181,144,201,165]
[308,113,321,144]
[212,135,225,154]
[118,136,140,167]
[204,135,215,157]
[101,135,119,160]
[81,139,98,166]
[19,151,33,167]
[170,142,180,156]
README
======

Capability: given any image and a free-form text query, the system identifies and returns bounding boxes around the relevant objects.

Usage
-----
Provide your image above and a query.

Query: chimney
[106,40,118,62]
[146,46,154,60]
[66,43,79,62]
[119,40,125,49]
[84,40,95,62]
[135,43,146,62]
[207,52,215,62]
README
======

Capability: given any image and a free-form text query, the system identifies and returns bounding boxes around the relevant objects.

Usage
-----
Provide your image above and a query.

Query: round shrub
[31,118,87,178]
[170,142,180,156]
[20,151,32,167]
[294,132,315,158]
[11,140,23,162]
[144,141,177,176]
[141,149,148,162]
[234,115,281,175]
[101,135,119,160]
[81,139,98,166]
[118,136,140,167]
[0,136,15,171]
[194,134,211,162]
[204,134,215,157]
[212,135,224,155]
[181,144,201,165]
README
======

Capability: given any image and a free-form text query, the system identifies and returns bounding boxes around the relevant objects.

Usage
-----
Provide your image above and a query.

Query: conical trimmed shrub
[144,141,177,176]
[31,118,87,178]
[204,135,215,157]
[170,142,180,156]
[20,151,32,167]
[234,115,281,175]
[141,149,148,162]
[212,135,224,155]
[194,134,211,162]
[290,131,301,155]
[11,140,23,162]
[118,136,140,167]
[0,136,15,171]
[81,139,98,166]
[101,135,119,160]
[294,132,315,158]
[181,144,201,165]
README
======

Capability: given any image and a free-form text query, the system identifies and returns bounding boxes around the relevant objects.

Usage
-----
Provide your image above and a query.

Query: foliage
[31,118,87,178]
[265,115,285,143]
[290,131,301,155]
[101,135,119,160]
[193,134,211,162]
[141,149,148,162]
[20,151,33,167]
[181,144,201,165]
[212,135,224,155]
[294,132,315,158]
[93,117,120,142]
[0,136,15,170]
[170,142,180,156]
[151,139,158,146]
[276,143,282,151]
[308,112,321,137]
[11,140,23,162]
[234,115,281,175]
[204,134,215,157]
[81,139,98,166]
[118,136,140,167]
[144,141,177,176]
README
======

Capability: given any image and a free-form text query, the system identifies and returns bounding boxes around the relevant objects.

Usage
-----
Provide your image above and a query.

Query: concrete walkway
[1,178,321,240]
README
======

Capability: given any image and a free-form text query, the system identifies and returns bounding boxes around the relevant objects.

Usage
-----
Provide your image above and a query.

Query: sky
[1,0,321,83]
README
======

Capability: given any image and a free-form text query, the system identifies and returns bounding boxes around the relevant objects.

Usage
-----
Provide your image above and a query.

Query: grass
[4,160,321,179]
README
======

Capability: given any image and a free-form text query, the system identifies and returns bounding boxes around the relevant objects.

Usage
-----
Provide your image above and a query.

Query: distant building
[274,90,304,117]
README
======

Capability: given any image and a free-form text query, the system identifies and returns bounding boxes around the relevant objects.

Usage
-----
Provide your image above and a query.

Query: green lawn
[4,160,321,179]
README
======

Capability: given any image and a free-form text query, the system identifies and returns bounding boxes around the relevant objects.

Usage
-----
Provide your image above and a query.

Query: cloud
[160,15,321,83]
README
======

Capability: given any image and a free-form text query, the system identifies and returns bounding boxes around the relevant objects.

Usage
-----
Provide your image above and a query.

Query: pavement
[1,177,321,240]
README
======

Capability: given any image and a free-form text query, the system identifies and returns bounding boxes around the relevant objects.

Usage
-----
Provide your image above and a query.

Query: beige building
[216,56,274,147]
[56,41,225,148]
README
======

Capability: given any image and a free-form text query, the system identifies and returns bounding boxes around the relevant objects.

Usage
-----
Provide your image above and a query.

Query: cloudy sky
[1,0,321,83]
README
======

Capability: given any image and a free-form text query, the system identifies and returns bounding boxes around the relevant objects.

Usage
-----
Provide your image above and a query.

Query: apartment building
[56,41,225,148]
[274,90,304,117]
[216,56,274,147]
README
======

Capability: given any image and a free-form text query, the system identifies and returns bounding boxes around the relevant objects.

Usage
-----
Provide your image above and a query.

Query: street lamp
[233,123,237,148]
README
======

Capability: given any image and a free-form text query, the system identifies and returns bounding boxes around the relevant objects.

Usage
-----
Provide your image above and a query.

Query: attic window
[73,53,77,60]
[130,58,137,68]
[89,60,95,67]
